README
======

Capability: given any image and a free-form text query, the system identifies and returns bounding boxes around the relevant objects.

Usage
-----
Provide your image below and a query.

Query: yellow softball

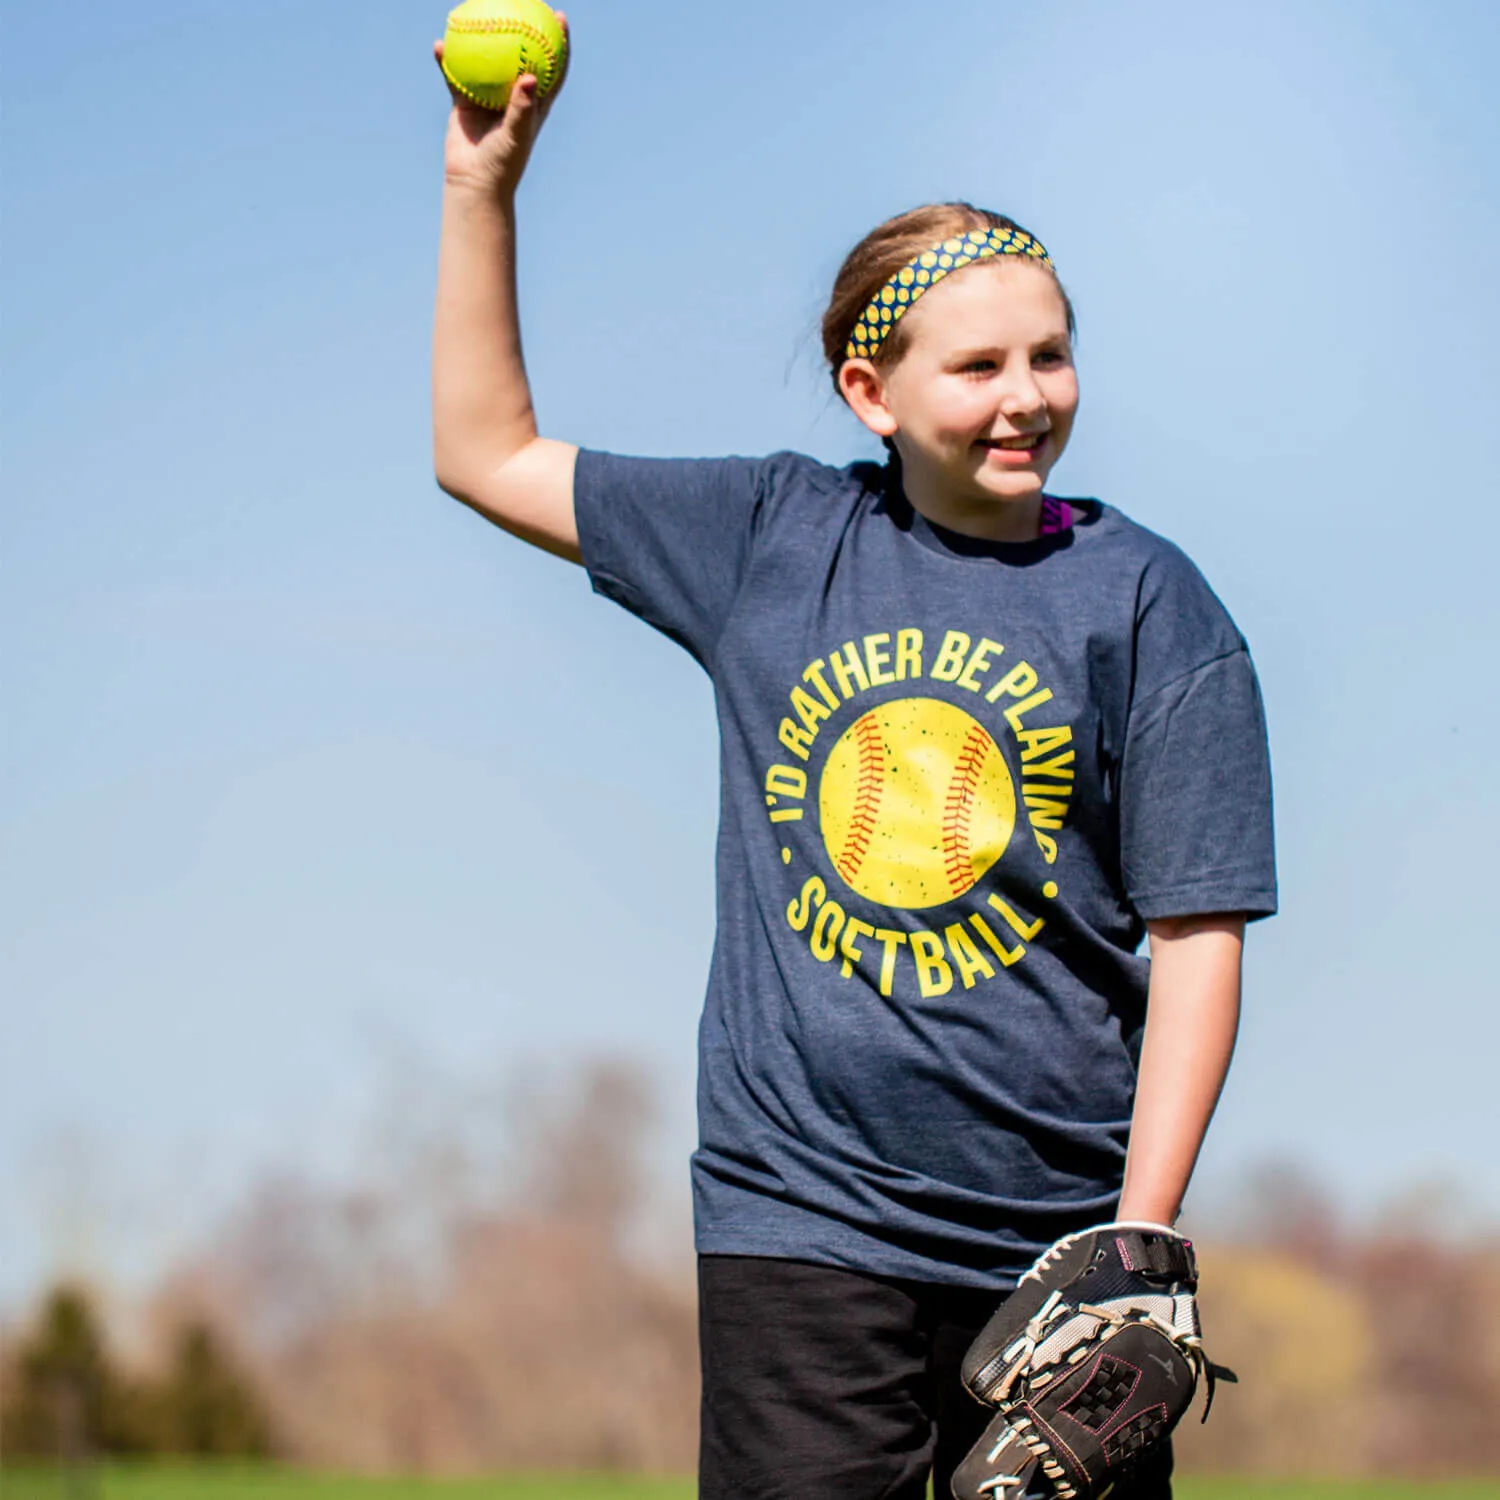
[819,698,1017,911]
[441,0,568,112]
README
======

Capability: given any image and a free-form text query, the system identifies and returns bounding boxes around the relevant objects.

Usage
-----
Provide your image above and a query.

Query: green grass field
[1,1471,1497,1500]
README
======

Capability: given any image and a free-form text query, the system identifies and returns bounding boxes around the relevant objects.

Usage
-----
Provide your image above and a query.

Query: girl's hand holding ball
[434,0,569,195]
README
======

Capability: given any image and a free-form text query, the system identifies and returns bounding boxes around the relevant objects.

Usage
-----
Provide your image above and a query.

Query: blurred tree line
[1177,1165,1500,1476]
[5,1063,1499,1478]
[0,1284,272,1463]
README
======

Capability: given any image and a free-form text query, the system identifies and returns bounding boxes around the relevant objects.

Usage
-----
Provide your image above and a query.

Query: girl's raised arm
[431,30,580,562]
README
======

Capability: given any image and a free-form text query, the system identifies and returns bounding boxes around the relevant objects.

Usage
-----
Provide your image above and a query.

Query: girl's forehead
[899,258,1069,346]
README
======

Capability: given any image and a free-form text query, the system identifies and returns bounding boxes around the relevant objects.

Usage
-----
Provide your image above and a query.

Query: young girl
[431,35,1275,1500]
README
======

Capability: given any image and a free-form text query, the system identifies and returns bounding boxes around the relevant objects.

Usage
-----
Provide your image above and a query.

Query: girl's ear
[837,359,899,439]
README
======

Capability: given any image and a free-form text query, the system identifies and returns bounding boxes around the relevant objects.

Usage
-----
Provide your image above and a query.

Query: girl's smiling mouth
[977,432,1048,462]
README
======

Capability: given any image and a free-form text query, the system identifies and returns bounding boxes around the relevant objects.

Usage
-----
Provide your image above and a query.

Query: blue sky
[4,0,1499,1302]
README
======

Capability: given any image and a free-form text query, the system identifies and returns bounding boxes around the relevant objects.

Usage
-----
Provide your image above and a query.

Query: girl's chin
[971,470,1047,503]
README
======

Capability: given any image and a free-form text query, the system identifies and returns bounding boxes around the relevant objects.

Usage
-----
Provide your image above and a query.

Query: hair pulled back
[821,202,1076,395]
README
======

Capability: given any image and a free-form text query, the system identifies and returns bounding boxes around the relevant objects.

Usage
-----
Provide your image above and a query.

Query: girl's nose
[997,372,1046,418]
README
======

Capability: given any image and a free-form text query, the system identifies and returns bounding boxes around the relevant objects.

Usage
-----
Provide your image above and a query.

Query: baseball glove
[951,1222,1235,1500]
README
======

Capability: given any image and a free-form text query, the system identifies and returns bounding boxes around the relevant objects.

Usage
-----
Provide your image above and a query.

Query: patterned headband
[845,226,1055,362]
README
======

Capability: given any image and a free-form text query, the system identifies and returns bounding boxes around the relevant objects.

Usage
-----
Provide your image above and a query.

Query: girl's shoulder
[1069,501,1198,572]
[1073,503,1234,605]
[742,450,886,539]
[1079,504,1252,686]
[753,450,879,502]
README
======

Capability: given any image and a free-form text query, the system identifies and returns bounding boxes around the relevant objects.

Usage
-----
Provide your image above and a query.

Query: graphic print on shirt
[820,698,1016,908]
[762,628,1073,1001]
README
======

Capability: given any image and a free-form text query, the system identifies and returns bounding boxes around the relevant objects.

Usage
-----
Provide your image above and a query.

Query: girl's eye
[960,359,997,375]
[1033,348,1070,369]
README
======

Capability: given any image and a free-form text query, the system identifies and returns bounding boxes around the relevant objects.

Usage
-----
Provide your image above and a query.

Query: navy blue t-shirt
[575,450,1276,1290]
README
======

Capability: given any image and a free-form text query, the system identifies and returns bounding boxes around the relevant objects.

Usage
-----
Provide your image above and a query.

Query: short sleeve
[1118,549,1278,921]
[574,450,770,669]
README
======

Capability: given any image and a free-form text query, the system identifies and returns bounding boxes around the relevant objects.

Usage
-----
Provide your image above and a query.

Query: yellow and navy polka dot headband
[845,226,1055,362]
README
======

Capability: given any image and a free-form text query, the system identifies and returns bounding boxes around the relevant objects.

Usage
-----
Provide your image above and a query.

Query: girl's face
[841,259,1079,530]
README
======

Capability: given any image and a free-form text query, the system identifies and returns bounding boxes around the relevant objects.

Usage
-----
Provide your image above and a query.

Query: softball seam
[835,712,885,884]
[445,18,563,97]
[942,726,994,897]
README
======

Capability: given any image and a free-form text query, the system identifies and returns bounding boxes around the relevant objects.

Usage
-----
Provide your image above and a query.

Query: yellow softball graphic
[819,698,1016,910]
[442,0,568,112]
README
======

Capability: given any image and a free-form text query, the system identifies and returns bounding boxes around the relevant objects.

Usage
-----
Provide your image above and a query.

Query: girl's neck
[899,467,1048,544]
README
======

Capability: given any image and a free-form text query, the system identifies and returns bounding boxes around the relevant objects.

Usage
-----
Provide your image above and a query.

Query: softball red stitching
[446,17,563,94]
[836,712,885,884]
[941,725,993,896]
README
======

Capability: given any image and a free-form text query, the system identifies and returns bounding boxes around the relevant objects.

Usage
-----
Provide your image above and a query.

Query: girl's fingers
[431,36,549,140]
[506,75,539,127]
[490,76,541,150]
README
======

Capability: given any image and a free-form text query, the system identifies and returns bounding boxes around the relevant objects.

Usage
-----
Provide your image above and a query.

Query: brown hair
[820,202,1076,394]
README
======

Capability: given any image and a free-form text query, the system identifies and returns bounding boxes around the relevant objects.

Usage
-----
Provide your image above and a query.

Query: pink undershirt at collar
[1039,497,1075,536]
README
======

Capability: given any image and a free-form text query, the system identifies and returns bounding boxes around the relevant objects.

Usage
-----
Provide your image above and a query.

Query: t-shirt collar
[875,458,1098,563]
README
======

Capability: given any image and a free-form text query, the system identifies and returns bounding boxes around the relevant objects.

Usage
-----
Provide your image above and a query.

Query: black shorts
[698,1254,1173,1500]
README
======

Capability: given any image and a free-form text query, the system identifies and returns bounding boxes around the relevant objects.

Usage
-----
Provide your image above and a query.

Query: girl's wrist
[1116,1187,1181,1227]
[444,172,517,209]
